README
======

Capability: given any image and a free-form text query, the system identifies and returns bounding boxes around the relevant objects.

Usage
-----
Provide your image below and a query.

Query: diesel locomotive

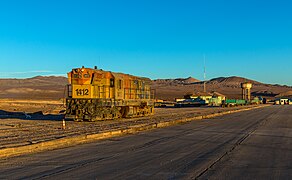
[65,66,155,121]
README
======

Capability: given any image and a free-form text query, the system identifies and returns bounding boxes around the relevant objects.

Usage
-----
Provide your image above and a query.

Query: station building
[274,97,292,105]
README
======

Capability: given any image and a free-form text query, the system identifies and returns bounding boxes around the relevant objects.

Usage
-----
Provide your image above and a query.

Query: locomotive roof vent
[94,66,98,69]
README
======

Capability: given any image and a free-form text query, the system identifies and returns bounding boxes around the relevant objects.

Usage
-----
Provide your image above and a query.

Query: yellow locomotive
[66,66,155,121]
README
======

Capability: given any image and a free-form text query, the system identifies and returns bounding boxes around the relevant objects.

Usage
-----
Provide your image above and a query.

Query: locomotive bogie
[66,98,154,121]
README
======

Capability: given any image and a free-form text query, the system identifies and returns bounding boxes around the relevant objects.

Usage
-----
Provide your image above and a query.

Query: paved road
[0,105,291,179]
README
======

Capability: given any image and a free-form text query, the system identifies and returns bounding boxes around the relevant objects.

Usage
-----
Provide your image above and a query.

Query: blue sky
[0,0,291,85]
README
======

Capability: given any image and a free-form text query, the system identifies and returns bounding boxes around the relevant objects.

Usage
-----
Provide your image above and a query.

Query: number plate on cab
[72,85,91,98]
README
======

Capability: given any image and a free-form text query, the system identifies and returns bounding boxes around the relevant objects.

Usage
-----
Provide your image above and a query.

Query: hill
[153,77,200,85]
[152,76,292,100]
[0,76,68,100]
[276,91,292,98]
[0,76,291,101]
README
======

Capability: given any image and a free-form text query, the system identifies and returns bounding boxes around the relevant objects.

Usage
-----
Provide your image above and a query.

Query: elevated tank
[241,82,252,101]
[241,82,252,89]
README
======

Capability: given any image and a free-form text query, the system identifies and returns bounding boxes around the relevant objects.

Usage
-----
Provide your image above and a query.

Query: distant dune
[0,76,291,100]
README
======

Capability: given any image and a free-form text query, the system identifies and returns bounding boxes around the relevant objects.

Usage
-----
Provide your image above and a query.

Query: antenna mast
[203,54,206,92]
[99,56,101,67]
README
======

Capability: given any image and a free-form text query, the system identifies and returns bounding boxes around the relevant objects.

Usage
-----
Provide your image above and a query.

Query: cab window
[110,78,115,87]
[118,80,122,89]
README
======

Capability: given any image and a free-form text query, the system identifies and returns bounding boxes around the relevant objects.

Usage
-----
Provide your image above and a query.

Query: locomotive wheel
[112,107,122,119]
[86,105,96,115]
[92,108,104,121]
[121,107,129,118]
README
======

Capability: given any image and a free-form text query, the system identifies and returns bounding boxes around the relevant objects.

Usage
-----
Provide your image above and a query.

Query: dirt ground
[0,99,266,149]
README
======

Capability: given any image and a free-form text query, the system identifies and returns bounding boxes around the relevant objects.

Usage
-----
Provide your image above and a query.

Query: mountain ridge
[0,76,291,100]
[151,76,292,100]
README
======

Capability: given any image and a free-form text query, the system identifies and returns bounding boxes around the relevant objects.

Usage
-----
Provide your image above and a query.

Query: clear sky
[0,0,291,85]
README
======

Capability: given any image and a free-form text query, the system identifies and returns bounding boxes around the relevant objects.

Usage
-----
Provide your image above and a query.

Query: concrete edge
[0,105,270,159]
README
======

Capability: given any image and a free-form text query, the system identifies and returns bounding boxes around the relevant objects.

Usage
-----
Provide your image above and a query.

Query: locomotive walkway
[0,103,268,158]
[0,105,290,179]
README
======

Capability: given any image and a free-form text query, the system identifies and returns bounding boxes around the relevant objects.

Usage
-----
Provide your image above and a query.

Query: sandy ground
[0,99,266,149]
[1,106,289,179]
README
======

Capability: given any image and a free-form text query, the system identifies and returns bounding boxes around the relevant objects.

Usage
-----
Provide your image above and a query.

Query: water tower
[241,82,252,101]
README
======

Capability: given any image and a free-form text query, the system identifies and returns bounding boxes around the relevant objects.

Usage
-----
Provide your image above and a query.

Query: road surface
[0,105,291,179]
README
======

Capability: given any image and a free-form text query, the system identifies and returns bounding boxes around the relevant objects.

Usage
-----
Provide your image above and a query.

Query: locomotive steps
[0,105,270,159]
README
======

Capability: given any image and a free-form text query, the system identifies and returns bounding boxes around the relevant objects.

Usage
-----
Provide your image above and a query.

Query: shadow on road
[0,110,65,121]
